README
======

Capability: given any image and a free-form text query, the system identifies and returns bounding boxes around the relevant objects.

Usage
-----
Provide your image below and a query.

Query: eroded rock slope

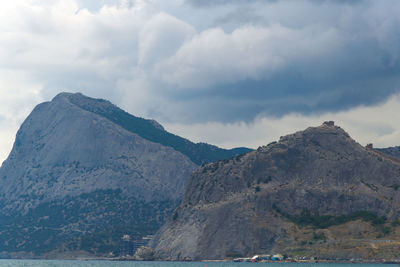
[151,122,400,260]
[0,92,249,257]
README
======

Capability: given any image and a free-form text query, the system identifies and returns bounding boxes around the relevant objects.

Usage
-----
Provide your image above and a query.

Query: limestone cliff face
[0,93,196,210]
[151,122,400,260]
[0,92,248,257]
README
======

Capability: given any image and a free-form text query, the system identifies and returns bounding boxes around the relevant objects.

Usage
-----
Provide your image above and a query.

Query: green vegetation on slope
[273,205,390,233]
[0,190,176,256]
[378,146,400,159]
[68,95,252,165]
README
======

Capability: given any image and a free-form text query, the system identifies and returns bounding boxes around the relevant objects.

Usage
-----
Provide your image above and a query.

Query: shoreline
[3,255,400,264]
[88,258,400,264]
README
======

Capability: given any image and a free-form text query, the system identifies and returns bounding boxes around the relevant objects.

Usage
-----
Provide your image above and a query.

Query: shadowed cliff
[151,122,400,260]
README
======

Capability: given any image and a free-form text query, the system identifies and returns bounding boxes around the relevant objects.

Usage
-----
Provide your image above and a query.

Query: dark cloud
[149,7,400,123]
[136,0,399,124]
[1,0,399,126]
[158,66,400,123]
[1,0,400,160]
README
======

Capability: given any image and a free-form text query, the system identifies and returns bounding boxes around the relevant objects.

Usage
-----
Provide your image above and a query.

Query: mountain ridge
[58,92,251,165]
[151,121,400,260]
[0,92,250,257]
[378,146,400,159]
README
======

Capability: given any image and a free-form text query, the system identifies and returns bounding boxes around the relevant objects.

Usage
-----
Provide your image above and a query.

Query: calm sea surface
[0,261,398,267]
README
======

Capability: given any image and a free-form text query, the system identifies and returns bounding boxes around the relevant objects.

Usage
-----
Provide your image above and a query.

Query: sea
[0,261,398,267]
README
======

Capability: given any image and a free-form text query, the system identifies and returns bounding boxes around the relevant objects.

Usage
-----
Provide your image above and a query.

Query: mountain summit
[151,121,400,260]
[0,92,250,257]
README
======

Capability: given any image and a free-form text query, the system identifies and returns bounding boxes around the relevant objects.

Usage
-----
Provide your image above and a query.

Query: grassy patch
[390,184,400,191]
[312,231,327,241]
[71,97,252,165]
[273,205,388,233]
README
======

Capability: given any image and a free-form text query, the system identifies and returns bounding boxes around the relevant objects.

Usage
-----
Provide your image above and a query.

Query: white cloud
[154,24,342,89]
[0,0,400,163]
[0,70,43,162]
[164,94,400,149]
[138,12,195,66]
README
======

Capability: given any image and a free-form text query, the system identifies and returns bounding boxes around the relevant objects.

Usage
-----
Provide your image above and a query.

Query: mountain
[379,146,400,159]
[0,92,250,258]
[63,93,251,165]
[151,121,400,261]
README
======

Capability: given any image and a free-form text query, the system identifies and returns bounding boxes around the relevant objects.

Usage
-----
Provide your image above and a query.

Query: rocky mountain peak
[0,92,252,257]
[151,122,400,260]
[262,121,352,151]
[47,92,252,165]
[55,92,122,115]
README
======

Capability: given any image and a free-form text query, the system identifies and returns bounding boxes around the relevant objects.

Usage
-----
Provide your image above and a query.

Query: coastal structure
[121,234,152,256]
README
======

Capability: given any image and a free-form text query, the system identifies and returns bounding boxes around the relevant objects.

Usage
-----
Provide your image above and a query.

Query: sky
[0,0,400,162]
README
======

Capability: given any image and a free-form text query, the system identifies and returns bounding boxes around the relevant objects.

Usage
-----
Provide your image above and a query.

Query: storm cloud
[0,0,399,159]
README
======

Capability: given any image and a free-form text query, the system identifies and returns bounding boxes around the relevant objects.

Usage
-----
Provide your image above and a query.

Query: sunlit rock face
[0,92,199,257]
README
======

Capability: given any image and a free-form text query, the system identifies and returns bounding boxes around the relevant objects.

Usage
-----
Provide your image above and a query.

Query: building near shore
[120,234,152,256]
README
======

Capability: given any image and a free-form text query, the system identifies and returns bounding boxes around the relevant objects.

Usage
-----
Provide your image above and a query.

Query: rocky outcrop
[151,122,400,260]
[0,92,249,257]
[134,246,156,261]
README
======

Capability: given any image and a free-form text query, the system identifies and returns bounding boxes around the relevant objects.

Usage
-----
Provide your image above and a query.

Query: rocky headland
[0,92,250,258]
[151,121,400,261]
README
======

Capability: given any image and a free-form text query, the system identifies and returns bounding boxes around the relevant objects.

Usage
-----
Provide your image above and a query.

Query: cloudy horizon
[1,0,400,162]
